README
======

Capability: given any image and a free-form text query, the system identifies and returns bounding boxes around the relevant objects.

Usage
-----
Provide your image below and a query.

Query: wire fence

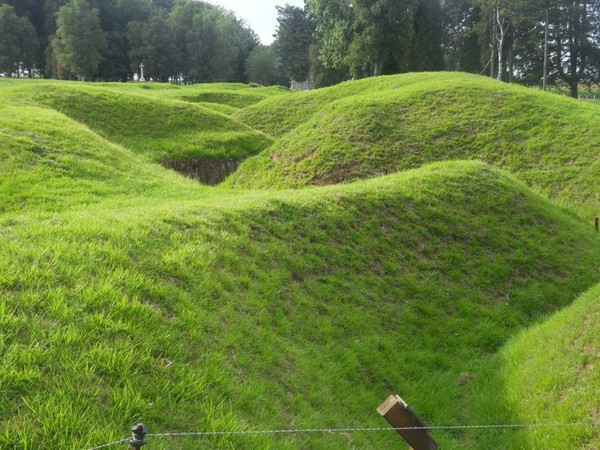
[88,421,600,450]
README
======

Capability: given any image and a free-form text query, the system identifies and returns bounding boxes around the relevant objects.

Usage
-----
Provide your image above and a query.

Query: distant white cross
[139,63,145,82]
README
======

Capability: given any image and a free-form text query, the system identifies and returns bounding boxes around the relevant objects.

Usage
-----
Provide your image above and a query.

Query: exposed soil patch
[161,157,244,185]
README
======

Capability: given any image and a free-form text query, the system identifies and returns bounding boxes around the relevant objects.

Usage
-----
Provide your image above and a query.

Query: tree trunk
[569,5,579,98]
[496,7,509,82]
[490,5,497,78]
[570,80,578,98]
[543,1,549,90]
[508,42,514,83]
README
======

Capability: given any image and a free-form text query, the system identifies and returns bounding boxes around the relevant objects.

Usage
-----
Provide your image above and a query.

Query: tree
[171,1,253,83]
[152,0,175,12]
[184,7,238,82]
[554,0,600,98]
[408,0,445,71]
[128,9,179,82]
[90,0,150,81]
[0,5,40,76]
[349,0,415,77]
[245,44,284,85]
[52,0,106,80]
[307,0,354,71]
[275,5,315,81]
[227,15,259,82]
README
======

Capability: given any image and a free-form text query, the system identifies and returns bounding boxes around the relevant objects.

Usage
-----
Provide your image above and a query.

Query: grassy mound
[1,81,272,162]
[0,103,209,216]
[465,283,600,449]
[1,161,599,448]
[229,73,600,217]
[99,81,288,109]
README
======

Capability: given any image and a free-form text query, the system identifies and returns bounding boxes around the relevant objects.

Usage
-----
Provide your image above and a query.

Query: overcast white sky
[206,0,305,45]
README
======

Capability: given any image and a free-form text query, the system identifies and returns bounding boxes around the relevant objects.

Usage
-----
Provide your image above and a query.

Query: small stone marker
[377,395,438,450]
[139,63,145,82]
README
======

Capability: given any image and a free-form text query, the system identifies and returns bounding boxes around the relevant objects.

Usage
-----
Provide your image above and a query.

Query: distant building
[290,79,314,91]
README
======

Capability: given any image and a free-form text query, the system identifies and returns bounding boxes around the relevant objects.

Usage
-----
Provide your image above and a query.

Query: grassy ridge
[466,283,600,448]
[1,161,599,448]
[98,81,289,109]
[1,74,600,449]
[233,73,439,137]
[0,103,212,215]
[0,81,273,163]
[229,73,600,218]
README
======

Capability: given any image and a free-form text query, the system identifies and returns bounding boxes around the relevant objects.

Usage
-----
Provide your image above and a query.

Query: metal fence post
[130,423,148,449]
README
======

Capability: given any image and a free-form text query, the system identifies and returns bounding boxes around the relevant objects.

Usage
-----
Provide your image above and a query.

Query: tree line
[276,0,600,97]
[0,0,262,83]
[1,0,600,97]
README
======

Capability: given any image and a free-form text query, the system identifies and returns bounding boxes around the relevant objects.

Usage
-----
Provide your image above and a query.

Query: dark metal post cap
[130,423,148,448]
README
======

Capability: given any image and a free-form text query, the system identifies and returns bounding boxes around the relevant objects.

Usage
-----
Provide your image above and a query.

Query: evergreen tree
[307,0,354,71]
[349,0,413,77]
[553,0,600,97]
[408,0,445,71]
[275,5,315,82]
[0,0,45,71]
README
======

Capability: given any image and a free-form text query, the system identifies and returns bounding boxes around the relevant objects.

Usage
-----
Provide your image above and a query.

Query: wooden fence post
[377,395,438,450]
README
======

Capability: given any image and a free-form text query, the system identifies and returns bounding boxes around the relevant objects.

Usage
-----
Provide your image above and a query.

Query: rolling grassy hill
[466,282,600,449]
[0,75,599,449]
[1,81,274,163]
[229,72,600,219]
[0,102,207,216]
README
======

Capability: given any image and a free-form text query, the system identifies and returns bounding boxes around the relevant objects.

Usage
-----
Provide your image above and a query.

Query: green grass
[97,81,289,109]
[1,160,599,448]
[0,75,599,449]
[229,72,600,219]
[0,103,208,215]
[0,81,273,162]
[465,283,600,449]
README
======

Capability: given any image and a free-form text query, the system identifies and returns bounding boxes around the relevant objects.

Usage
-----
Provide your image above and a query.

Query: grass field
[0,74,599,449]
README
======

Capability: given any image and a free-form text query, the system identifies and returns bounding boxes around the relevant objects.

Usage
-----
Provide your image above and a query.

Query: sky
[206,0,305,45]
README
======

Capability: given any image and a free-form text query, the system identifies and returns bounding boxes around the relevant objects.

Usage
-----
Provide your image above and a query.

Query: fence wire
[87,422,600,450]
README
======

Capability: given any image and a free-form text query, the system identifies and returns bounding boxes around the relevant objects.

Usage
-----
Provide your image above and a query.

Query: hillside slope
[98,81,288,109]
[0,102,213,216]
[1,161,599,448]
[228,73,600,218]
[465,283,600,449]
[1,81,273,163]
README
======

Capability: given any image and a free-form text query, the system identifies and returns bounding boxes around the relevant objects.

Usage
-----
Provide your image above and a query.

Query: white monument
[139,63,145,82]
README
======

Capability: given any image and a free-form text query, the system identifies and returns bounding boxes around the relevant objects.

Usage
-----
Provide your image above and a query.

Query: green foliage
[408,0,444,71]
[245,45,285,86]
[0,4,39,75]
[128,10,179,82]
[52,0,106,80]
[349,0,413,76]
[275,5,315,81]
[94,0,151,81]
[170,1,258,83]
[306,0,354,71]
